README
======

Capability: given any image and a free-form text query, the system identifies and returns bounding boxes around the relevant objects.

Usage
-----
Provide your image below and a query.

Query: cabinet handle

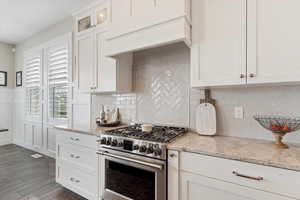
[75,179,80,183]
[75,155,80,159]
[240,74,245,79]
[232,171,263,181]
[249,73,255,78]
[70,154,74,158]
[169,153,176,158]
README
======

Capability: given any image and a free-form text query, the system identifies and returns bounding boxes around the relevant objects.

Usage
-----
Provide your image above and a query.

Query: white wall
[14,17,73,72]
[0,42,14,88]
[93,43,300,144]
[0,42,14,145]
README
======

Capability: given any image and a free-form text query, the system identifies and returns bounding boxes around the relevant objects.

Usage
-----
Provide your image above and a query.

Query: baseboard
[0,139,12,146]
[13,141,56,159]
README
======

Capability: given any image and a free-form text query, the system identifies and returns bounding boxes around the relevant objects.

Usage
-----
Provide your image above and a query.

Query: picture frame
[0,71,7,87]
[16,71,22,87]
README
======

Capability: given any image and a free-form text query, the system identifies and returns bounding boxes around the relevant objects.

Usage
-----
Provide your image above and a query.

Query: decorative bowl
[254,115,300,149]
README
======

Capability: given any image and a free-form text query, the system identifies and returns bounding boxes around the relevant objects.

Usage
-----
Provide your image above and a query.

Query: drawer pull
[70,137,80,141]
[233,171,263,181]
[70,154,80,159]
[70,177,80,183]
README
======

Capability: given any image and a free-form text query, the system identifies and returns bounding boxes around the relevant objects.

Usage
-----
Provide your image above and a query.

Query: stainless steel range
[97,124,187,200]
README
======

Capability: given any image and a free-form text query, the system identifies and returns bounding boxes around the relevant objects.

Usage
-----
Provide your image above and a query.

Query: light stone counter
[54,124,129,136]
[168,132,300,172]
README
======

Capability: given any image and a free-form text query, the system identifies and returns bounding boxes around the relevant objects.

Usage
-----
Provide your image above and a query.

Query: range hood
[103,0,191,57]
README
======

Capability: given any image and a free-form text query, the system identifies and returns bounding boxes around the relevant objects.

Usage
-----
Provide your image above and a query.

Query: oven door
[98,149,166,200]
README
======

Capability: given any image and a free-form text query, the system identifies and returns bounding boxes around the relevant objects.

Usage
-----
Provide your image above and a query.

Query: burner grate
[105,125,187,143]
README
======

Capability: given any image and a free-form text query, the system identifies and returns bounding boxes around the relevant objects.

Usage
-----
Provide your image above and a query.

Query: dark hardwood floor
[0,144,87,200]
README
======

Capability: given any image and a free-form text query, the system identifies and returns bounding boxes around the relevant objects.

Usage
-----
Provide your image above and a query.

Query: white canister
[141,124,153,133]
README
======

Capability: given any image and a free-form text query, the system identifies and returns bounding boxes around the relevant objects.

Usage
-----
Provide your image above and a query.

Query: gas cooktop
[104,124,188,143]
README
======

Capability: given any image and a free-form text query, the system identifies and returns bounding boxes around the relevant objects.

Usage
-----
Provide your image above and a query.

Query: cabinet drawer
[180,152,300,199]
[57,131,97,149]
[58,143,97,173]
[58,165,97,200]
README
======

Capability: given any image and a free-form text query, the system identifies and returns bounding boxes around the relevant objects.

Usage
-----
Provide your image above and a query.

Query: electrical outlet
[234,106,244,119]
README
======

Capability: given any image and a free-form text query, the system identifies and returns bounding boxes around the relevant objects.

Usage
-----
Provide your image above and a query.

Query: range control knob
[139,145,147,153]
[100,138,107,144]
[147,146,154,154]
[106,138,112,145]
[133,145,139,150]
[111,139,118,146]
[154,148,162,156]
[118,142,123,147]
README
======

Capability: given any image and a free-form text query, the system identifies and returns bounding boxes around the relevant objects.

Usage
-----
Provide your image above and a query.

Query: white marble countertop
[168,132,300,172]
[54,124,129,136]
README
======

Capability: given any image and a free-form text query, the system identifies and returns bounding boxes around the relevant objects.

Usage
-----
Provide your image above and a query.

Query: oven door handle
[98,151,164,170]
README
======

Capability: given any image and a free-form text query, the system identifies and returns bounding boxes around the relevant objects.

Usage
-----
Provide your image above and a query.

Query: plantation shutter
[25,53,42,117]
[47,44,69,119]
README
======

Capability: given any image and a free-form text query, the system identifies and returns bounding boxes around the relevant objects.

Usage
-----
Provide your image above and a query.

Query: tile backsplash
[93,43,191,127]
[92,42,300,144]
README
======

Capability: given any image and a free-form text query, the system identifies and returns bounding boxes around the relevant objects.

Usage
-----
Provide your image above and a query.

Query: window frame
[44,33,73,125]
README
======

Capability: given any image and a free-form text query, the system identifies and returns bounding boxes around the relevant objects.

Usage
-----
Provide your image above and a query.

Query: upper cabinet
[191,0,247,87]
[191,0,300,88]
[247,0,300,85]
[73,0,133,94]
[105,0,191,56]
[74,0,111,35]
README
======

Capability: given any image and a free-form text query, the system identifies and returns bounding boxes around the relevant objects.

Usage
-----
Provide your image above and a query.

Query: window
[24,33,71,122]
[46,45,69,120]
[25,54,42,118]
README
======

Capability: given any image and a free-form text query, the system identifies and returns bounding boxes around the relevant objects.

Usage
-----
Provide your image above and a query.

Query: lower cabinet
[56,130,98,200]
[168,151,299,200]
[180,172,294,200]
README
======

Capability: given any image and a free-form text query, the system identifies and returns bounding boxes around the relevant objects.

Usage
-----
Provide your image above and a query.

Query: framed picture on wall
[16,71,22,87]
[0,71,7,86]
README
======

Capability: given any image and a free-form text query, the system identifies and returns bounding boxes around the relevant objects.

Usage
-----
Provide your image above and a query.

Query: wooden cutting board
[196,103,217,136]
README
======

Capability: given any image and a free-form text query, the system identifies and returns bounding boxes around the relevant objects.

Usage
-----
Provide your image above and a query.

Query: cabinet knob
[249,73,255,78]
[169,153,176,158]
[240,74,245,79]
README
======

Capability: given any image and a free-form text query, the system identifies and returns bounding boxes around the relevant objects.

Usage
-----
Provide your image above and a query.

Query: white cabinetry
[191,0,300,87]
[180,171,294,200]
[191,0,247,87]
[75,32,95,92]
[168,151,299,200]
[247,0,300,84]
[74,0,133,93]
[56,130,98,200]
[105,0,191,56]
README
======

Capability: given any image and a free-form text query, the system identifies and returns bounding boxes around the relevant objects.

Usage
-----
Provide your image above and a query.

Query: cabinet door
[94,0,111,29]
[168,151,179,200]
[191,0,247,87]
[180,171,295,200]
[75,32,95,92]
[75,11,93,35]
[95,30,117,92]
[247,0,300,84]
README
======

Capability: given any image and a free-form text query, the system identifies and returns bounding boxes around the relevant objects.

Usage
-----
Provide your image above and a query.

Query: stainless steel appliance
[97,124,187,200]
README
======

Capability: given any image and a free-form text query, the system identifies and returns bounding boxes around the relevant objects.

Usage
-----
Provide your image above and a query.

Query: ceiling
[0,0,96,44]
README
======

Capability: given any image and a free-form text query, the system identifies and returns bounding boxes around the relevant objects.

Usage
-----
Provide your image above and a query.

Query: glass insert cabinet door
[78,16,92,32]
[96,8,108,25]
